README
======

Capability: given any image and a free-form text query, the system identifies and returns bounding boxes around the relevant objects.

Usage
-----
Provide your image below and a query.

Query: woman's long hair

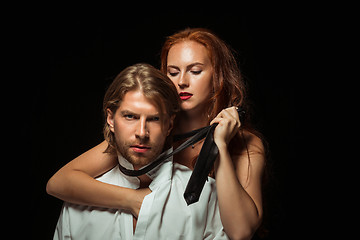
[160,28,248,125]
[160,28,271,238]
[160,28,267,155]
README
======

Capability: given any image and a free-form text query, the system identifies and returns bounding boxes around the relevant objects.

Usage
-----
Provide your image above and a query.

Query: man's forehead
[118,90,160,115]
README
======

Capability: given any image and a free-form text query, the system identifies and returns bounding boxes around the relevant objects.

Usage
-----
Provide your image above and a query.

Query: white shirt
[54,153,229,240]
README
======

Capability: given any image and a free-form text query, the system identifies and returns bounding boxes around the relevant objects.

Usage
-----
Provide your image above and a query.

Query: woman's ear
[106,108,115,132]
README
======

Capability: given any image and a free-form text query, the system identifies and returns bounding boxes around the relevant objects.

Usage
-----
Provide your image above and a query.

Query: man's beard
[115,139,163,169]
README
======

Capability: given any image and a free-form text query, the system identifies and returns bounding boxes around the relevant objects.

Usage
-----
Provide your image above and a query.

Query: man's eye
[124,114,135,120]
[148,116,160,122]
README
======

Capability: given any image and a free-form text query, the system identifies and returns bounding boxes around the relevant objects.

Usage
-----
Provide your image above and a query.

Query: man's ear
[106,108,115,132]
[166,114,176,136]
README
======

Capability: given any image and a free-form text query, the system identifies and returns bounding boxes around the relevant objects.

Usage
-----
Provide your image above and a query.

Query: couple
[47,28,266,240]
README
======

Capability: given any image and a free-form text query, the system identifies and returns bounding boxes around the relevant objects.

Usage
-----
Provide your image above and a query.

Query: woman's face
[166,40,213,115]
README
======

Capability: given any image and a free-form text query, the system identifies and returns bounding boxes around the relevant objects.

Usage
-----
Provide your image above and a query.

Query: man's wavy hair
[103,63,181,154]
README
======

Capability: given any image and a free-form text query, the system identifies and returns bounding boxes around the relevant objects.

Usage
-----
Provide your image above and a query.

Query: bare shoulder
[240,129,266,156]
[230,130,266,185]
[230,130,266,175]
[230,129,266,157]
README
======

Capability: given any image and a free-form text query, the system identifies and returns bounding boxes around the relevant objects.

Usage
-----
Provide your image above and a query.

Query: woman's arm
[46,140,150,217]
[211,107,265,240]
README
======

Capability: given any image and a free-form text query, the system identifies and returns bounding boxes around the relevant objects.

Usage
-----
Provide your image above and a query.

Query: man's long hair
[103,63,181,154]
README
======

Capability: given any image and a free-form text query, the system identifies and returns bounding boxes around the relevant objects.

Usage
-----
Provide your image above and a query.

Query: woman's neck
[175,109,209,134]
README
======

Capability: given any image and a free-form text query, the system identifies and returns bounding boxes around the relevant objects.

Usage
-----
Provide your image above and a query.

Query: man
[53,63,228,239]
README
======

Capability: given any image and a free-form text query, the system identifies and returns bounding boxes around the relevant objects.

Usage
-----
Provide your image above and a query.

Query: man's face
[107,90,173,170]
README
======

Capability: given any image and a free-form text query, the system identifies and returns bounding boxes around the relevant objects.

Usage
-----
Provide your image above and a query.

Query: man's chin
[125,152,156,169]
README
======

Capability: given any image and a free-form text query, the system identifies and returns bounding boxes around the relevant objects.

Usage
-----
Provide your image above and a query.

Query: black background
[30,5,297,239]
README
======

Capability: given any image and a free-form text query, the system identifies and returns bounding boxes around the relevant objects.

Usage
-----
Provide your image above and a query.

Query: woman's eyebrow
[186,62,204,71]
[167,62,204,71]
[167,65,180,70]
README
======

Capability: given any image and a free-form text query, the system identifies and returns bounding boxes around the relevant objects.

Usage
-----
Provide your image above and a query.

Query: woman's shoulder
[230,129,266,157]
[230,129,267,182]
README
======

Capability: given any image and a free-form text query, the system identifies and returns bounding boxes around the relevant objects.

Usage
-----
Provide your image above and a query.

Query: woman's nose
[178,73,189,89]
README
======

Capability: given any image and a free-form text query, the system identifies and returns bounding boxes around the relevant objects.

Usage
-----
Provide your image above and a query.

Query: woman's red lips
[179,92,193,100]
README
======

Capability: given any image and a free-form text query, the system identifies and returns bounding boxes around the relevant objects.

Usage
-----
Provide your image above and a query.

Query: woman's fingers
[210,106,241,128]
[210,107,242,145]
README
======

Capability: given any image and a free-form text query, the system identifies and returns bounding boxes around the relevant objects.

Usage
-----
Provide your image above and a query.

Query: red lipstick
[179,92,193,100]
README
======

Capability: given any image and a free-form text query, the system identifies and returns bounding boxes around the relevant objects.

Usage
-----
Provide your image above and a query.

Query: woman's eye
[169,72,179,77]
[191,70,202,75]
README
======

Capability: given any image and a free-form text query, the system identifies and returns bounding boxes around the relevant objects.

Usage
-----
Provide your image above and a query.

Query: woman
[47,28,266,240]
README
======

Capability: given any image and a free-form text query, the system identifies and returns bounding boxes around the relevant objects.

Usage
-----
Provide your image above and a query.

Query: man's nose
[135,118,149,139]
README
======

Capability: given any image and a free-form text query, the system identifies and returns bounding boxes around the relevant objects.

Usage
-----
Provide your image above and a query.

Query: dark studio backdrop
[31,6,296,239]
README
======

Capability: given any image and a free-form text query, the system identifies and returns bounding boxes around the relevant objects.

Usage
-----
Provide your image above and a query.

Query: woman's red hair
[160,28,249,125]
[161,28,270,238]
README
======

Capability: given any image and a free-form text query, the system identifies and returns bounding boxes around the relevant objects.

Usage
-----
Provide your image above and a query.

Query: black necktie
[118,107,245,205]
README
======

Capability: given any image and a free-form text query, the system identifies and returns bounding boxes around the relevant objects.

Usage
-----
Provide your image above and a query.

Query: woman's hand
[128,188,152,218]
[211,108,265,239]
[210,106,241,148]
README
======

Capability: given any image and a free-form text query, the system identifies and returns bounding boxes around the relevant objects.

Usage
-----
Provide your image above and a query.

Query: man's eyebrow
[120,110,160,118]
[146,114,161,121]
[120,110,137,115]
